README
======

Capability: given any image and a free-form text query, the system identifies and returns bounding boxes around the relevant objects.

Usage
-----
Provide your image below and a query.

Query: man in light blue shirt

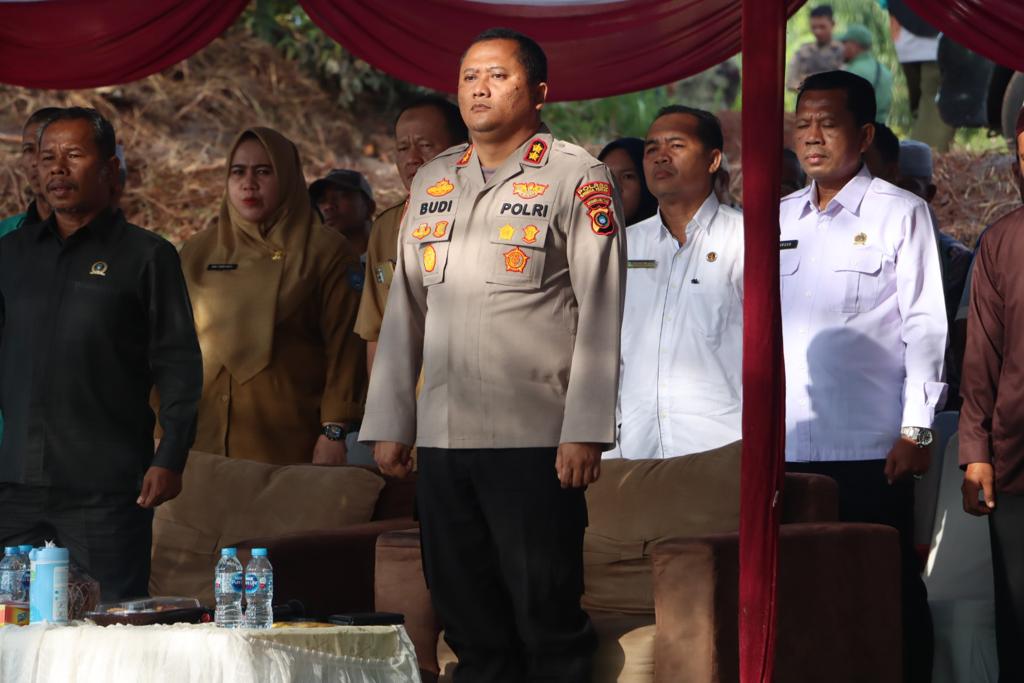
[782,70,946,683]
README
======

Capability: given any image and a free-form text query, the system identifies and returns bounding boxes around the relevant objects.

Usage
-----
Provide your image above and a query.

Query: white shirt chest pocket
[830,247,884,314]
[685,279,732,345]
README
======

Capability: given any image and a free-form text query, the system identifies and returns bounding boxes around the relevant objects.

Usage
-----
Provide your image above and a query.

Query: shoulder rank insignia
[423,245,437,273]
[412,223,432,240]
[426,178,454,197]
[523,138,549,165]
[512,182,548,199]
[504,246,529,273]
[523,225,540,244]
[456,145,474,167]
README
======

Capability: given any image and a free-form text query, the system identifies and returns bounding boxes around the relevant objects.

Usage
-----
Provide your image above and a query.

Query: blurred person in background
[356,96,468,376]
[0,107,61,237]
[598,137,658,226]
[787,5,844,91]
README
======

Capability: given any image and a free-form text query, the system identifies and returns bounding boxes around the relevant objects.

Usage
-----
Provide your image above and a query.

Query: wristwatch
[322,424,347,441]
[900,426,934,448]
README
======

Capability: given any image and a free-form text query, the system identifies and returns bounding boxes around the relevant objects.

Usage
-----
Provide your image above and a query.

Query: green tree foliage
[243,0,418,109]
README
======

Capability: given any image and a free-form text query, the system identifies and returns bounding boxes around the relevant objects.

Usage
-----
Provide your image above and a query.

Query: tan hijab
[182,127,325,384]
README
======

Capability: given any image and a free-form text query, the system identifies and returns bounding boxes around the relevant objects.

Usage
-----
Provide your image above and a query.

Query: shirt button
[220,395,229,403]
[799,399,808,407]
[805,291,812,298]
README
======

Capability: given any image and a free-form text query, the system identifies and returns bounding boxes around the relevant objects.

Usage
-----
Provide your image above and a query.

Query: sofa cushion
[583,441,742,614]
[151,451,385,604]
[436,612,655,683]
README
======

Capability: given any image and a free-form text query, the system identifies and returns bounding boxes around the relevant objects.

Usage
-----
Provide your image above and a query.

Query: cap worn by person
[309,169,374,204]
[899,140,933,180]
[840,24,873,49]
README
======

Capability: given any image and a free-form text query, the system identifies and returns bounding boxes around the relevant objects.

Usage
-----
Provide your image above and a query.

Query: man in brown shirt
[355,96,468,374]
[360,28,625,681]
[959,113,1024,681]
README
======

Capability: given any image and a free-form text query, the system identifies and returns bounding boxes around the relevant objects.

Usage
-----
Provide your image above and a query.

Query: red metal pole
[739,0,787,681]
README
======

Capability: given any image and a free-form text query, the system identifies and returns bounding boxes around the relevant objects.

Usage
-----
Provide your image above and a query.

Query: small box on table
[0,602,29,626]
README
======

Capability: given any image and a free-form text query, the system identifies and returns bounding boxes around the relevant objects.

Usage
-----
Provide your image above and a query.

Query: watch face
[919,430,934,446]
[324,425,345,440]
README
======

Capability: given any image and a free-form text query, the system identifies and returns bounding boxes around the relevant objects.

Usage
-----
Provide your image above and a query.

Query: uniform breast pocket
[687,281,730,345]
[779,250,800,300]
[485,219,549,289]
[830,247,884,314]
[406,216,454,286]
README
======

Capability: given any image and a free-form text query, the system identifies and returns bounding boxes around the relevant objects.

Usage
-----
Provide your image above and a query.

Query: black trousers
[989,492,1024,682]
[0,484,153,601]
[787,460,933,683]
[416,448,596,683]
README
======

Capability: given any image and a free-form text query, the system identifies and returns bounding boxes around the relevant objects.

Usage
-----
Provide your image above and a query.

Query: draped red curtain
[0,0,249,89]
[905,0,1024,71]
[299,0,804,101]
[739,0,786,681]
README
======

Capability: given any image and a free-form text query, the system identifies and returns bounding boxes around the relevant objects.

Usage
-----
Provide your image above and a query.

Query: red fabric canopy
[906,0,1024,72]
[301,0,803,101]
[0,0,249,90]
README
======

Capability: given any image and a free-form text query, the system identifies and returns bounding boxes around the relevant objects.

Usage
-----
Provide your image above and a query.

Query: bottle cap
[220,547,237,557]
[35,546,69,562]
[3,547,14,554]
[251,548,268,557]
[17,545,32,553]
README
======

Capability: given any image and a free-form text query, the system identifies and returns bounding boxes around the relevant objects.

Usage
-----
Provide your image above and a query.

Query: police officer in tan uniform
[355,96,468,374]
[360,28,625,682]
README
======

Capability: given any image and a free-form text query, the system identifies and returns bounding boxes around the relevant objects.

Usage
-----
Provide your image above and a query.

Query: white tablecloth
[0,622,421,682]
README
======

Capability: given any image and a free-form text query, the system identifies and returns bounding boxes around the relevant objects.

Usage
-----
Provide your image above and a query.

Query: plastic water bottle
[0,548,15,601]
[214,548,244,628]
[17,546,32,601]
[243,548,273,629]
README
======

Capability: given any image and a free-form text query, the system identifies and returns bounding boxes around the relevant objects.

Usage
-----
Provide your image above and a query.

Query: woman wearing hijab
[180,127,366,465]
[598,137,658,226]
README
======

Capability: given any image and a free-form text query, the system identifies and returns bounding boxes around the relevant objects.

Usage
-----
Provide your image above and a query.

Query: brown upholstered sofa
[373,470,903,682]
[149,450,418,615]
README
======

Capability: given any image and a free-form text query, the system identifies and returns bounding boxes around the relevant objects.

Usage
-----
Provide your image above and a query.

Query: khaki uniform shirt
[786,41,844,90]
[355,199,407,342]
[359,129,626,449]
[184,240,366,465]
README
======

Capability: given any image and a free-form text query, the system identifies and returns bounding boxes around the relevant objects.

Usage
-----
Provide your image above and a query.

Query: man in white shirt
[782,70,947,683]
[608,105,743,459]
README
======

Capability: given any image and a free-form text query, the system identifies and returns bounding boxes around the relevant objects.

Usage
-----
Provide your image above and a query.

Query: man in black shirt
[0,107,202,600]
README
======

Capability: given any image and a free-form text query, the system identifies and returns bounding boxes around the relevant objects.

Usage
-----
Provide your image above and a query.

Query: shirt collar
[801,164,873,218]
[658,192,721,241]
[37,206,121,244]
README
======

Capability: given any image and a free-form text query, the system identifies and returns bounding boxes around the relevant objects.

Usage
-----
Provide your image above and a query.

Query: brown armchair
[372,473,902,682]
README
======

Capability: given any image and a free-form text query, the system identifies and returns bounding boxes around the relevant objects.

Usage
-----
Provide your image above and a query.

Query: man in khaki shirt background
[360,28,626,682]
[355,96,469,374]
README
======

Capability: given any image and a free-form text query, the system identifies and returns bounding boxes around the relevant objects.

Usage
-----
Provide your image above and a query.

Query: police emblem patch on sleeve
[583,195,616,237]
